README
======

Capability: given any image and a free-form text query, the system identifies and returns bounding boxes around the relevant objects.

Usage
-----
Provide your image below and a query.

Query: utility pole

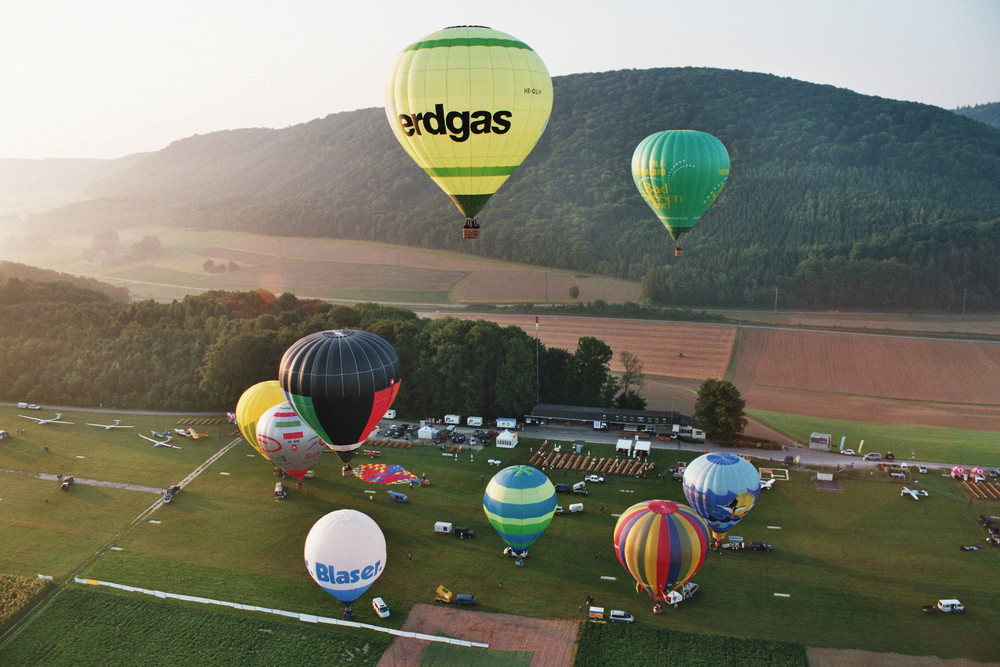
[774,286,778,312]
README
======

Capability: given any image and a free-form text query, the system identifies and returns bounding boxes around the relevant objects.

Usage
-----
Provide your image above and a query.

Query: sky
[2,0,998,160]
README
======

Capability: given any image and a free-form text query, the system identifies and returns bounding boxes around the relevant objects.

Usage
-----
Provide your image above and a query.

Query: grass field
[3,412,1000,663]
[748,410,1000,467]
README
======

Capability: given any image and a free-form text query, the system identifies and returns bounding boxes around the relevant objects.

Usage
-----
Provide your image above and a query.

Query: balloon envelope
[304,510,386,607]
[385,25,552,224]
[279,330,402,465]
[483,465,557,554]
[235,380,286,461]
[255,402,325,481]
[613,499,710,600]
[682,452,761,539]
[632,130,730,244]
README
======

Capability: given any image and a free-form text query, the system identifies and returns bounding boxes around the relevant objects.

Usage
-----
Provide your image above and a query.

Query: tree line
[0,280,644,418]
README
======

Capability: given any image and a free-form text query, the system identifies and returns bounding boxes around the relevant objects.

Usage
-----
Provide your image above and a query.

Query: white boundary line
[73,577,489,648]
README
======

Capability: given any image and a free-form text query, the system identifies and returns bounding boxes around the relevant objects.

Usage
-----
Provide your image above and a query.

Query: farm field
[3,415,1000,664]
[0,226,640,305]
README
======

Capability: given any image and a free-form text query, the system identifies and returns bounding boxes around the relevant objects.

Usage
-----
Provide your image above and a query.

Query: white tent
[616,438,633,456]
[496,429,519,448]
[634,440,651,456]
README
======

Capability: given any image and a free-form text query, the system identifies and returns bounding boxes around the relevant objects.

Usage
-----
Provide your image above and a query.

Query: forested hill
[39,67,1000,311]
[954,102,1000,130]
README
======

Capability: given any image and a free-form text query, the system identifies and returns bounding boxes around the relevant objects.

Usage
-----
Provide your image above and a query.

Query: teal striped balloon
[483,465,556,555]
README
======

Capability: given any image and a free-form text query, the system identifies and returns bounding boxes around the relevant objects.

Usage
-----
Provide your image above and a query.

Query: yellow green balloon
[632,130,730,255]
[385,25,553,235]
[235,380,285,461]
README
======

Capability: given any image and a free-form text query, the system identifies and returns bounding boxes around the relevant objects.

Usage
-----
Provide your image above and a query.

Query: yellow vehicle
[434,586,453,603]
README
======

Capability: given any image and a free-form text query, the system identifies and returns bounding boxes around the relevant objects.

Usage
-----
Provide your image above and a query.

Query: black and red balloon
[279,330,402,465]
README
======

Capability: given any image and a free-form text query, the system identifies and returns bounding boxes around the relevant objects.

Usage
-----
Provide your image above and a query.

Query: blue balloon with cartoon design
[682,452,760,541]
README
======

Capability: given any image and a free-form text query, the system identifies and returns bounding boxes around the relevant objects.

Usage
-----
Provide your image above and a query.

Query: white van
[609,609,634,623]
[937,599,964,613]
[371,597,390,618]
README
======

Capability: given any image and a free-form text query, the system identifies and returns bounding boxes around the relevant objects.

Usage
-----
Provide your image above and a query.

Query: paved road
[387,419,956,472]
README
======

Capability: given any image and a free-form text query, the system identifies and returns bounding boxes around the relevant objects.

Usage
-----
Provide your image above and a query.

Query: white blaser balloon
[304,509,386,607]
[256,402,325,480]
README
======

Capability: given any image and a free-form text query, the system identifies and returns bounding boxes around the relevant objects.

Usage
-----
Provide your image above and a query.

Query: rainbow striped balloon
[613,500,710,600]
[483,465,556,556]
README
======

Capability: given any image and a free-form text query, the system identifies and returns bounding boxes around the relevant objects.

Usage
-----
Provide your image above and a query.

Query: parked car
[863,453,882,461]
[371,597,390,618]
[485,429,500,437]
[454,525,475,539]
[585,474,605,483]
[387,491,408,503]
[554,505,564,514]
[885,451,895,461]
[455,594,478,606]
[451,434,467,444]
[27,404,41,410]
[609,609,634,623]
[554,483,572,493]
[918,464,928,474]
[841,449,855,456]
[749,541,772,551]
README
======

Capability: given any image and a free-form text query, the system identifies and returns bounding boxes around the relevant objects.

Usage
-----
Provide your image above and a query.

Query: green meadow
[749,409,1000,466]
[2,407,999,663]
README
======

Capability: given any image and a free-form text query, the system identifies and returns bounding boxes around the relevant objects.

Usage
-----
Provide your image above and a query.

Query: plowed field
[437,314,1000,431]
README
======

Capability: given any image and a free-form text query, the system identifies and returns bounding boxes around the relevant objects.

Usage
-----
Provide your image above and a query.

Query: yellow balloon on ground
[385,25,552,236]
[235,380,285,461]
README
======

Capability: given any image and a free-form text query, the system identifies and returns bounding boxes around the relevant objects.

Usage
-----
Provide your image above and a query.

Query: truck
[496,417,517,429]
[466,416,483,427]
[444,414,461,425]
[434,521,453,534]
[417,425,440,440]
[388,490,408,503]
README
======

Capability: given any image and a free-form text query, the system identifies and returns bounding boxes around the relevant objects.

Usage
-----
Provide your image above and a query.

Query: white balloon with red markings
[256,402,325,480]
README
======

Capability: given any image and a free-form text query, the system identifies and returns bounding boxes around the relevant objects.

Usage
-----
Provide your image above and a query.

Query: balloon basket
[674,245,683,257]
[462,227,480,239]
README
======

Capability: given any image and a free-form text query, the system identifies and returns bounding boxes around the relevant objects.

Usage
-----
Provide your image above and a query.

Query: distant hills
[18,67,1000,311]
[953,102,1000,129]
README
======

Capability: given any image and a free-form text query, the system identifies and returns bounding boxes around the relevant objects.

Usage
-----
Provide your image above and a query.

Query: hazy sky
[2,0,998,160]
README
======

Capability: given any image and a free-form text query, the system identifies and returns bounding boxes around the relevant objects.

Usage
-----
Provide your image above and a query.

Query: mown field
[0,226,640,305]
[3,411,1000,663]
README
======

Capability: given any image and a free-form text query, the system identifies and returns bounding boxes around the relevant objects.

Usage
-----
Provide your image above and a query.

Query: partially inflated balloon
[304,510,386,608]
[682,452,761,541]
[613,499,710,600]
[385,25,553,237]
[483,465,556,556]
[279,330,402,466]
[632,130,730,255]
[256,402,325,481]
[235,380,286,461]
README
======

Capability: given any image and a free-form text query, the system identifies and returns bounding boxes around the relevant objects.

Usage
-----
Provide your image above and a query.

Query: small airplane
[760,478,776,490]
[901,487,929,500]
[174,428,210,439]
[19,413,74,425]
[139,433,181,449]
[151,430,172,439]
[86,419,134,430]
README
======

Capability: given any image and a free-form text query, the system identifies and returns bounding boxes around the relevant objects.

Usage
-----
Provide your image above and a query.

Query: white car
[841,449,855,456]
[371,597,390,618]
[918,465,928,474]
[584,474,604,483]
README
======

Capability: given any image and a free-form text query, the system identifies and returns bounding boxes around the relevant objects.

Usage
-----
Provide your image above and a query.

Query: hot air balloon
[304,509,386,615]
[255,402,325,481]
[632,130,730,256]
[613,499,710,601]
[235,380,286,461]
[483,465,557,557]
[279,330,401,468]
[385,25,553,239]
[682,452,761,543]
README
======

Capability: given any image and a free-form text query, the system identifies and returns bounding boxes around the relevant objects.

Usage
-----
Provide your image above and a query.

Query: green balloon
[632,130,730,249]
